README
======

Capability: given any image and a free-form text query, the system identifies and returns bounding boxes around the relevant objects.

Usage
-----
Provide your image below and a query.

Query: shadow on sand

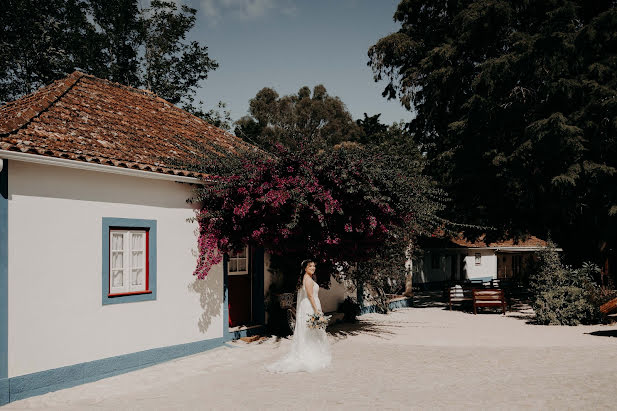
[586,329,617,338]
[327,319,398,341]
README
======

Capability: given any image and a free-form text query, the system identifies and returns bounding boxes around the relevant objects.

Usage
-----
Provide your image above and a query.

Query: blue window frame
[102,218,157,305]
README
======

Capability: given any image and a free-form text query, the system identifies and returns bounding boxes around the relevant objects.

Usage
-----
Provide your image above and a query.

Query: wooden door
[228,247,251,327]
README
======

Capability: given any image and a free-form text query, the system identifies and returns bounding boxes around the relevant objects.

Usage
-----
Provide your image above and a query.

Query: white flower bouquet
[307,313,331,330]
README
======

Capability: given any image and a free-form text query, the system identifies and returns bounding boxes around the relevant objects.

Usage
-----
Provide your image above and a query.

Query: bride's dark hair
[296,259,316,290]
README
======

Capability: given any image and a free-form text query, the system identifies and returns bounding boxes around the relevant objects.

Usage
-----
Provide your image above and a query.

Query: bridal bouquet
[307,313,331,330]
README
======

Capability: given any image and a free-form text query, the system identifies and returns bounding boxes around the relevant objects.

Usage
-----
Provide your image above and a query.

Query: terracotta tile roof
[450,234,548,248]
[0,71,254,178]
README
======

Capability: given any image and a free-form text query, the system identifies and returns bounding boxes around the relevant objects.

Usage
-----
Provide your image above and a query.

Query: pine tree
[369,1,617,266]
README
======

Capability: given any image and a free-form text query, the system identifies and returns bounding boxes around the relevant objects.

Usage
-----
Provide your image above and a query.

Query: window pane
[229,259,237,272]
[112,252,123,269]
[131,251,144,268]
[112,270,124,287]
[132,233,144,250]
[238,259,247,271]
[132,269,143,286]
[112,233,123,250]
[238,247,247,258]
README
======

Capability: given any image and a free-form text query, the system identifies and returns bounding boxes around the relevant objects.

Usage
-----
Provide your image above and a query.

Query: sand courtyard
[3,295,617,410]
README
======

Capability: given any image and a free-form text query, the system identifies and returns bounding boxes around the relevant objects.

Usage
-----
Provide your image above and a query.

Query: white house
[0,71,401,405]
[0,71,289,404]
[413,235,551,286]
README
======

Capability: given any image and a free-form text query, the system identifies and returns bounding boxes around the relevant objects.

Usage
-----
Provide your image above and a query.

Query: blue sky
[174,0,411,125]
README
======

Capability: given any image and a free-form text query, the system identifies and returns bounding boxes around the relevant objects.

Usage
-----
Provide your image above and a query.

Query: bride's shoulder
[302,273,315,287]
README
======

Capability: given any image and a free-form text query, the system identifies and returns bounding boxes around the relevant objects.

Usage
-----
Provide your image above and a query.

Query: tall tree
[369,0,617,267]
[142,0,218,109]
[234,85,363,151]
[0,0,218,113]
[0,0,98,102]
[88,0,142,87]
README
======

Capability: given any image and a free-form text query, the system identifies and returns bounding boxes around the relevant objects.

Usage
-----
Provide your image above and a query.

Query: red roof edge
[0,71,85,135]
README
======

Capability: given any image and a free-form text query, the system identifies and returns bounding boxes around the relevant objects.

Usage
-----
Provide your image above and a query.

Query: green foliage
[530,243,602,325]
[172,135,446,283]
[369,0,617,264]
[0,0,217,113]
[188,101,233,131]
[234,85,363,151]
[0,0,98,101]
[142,0,218,108]
[88,0,142,87]
[533,286,600,326]
[354,231,412,313]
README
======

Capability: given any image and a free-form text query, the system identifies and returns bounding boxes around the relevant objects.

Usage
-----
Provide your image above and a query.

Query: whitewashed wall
[463,251,497,280]
[319,279,351,313]
[263,253,350,314]
[413,250,498,284]
[8,161,223,377]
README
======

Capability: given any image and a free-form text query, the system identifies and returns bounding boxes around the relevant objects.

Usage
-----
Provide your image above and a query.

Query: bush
[530,243,602,325]
[338,296,361,323]
[534,285,600,325]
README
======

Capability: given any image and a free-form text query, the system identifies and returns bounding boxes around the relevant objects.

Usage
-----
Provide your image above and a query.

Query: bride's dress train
[266,281,331,373]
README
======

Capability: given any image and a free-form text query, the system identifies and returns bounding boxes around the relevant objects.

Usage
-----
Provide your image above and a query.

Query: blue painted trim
[228,325,266,341]
[359,297,414,315]
[469,276,494,283]
[6,336,224,403]
[101,218,157,305]
[387,297,414,310]
[0,378,8,406]
[223,254,230,341]
[252,248,265,325]
[0,160,8,389]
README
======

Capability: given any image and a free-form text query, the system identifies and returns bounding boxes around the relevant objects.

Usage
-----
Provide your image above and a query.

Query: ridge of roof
[0,71,85,135]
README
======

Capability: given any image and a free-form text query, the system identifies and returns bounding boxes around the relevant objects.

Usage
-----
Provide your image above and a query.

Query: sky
[173,0,411,125]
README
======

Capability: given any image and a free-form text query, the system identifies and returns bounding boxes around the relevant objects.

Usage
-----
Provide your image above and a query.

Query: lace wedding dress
[266,281,331,373]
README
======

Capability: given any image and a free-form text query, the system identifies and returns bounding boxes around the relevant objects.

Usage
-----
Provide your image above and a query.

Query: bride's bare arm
[303,275,320,314]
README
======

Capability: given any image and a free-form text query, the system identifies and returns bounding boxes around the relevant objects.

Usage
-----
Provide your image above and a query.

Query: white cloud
[200,0,296,22]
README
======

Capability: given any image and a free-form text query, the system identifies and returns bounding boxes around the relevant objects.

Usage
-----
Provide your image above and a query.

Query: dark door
[228,247,251,327]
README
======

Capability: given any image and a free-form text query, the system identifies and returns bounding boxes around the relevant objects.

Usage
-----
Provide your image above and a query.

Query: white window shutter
[110,231,129,294]
[129,231,146,292]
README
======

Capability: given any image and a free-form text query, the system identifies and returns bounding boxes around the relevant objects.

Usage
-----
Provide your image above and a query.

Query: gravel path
[4,300,617,410]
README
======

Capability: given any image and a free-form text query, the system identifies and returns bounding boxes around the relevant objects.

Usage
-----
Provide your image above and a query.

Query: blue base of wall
[0,378,8,406]
[227,325,266,341]
[1,337,224,405]
[360,297,413,315]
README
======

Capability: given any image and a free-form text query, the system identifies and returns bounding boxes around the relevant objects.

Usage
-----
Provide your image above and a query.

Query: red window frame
[108,228,151,297]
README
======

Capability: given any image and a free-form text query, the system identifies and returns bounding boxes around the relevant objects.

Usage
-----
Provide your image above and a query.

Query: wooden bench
[472,289,507,315]
[449,286,472,310]
[600,297,617,316]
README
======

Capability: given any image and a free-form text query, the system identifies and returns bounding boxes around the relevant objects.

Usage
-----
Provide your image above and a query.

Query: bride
[266,259,331,373]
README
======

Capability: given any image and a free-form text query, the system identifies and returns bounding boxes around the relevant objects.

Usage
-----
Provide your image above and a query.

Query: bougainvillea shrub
[182,140,445,281]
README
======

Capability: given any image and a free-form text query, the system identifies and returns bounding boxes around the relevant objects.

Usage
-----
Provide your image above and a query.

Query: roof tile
[1,71,253,178]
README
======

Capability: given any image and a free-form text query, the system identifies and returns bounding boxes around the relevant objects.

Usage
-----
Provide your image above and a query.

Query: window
[109,229,148,295]
[475,253,482,266]
[102,218,156,305]
[228,246,249,275]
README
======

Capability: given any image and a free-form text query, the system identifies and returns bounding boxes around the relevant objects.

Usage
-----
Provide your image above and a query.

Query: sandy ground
[4,296,617,410]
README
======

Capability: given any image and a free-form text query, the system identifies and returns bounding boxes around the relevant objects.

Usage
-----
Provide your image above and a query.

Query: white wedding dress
[266,281,331,373]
